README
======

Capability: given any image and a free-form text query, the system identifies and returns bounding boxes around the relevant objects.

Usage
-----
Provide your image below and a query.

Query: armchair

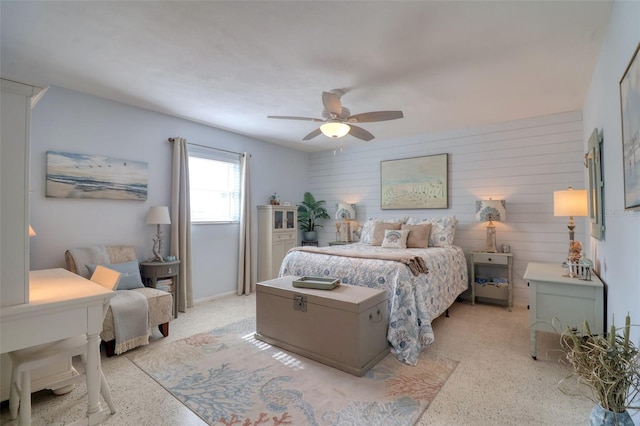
[65,245,173,356]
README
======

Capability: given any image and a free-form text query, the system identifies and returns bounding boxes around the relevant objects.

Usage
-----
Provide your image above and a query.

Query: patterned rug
[129,318,458,426]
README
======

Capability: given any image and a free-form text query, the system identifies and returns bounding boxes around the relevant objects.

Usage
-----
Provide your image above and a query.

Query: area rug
[129,318,457,426]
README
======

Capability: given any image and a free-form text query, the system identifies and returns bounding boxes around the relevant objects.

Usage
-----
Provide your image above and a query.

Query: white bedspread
[280,243,468,365]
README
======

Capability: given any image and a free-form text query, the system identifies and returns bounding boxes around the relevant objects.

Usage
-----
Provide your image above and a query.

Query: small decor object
[292,276,340,290]
[559,314,639,425]
[381,153,448,209]
[269,192,280,205]
[146,206,171,262]
[620,42,640,210]
[46,151,148,200]
[476,199,506,253]
[553,187,588,268]
[297,192,330,241]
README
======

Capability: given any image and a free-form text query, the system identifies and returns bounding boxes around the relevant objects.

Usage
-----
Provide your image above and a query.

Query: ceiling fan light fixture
[320,121,350,138]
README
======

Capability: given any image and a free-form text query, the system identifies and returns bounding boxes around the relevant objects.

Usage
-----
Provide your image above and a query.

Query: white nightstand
[524,262,604,360]
[470,251,514,311]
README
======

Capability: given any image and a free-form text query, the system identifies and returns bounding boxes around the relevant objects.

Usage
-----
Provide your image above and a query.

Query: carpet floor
[0,293,609,425]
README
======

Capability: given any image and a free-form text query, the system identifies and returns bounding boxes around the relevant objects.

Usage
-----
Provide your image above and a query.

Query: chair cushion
[86,260,144,290]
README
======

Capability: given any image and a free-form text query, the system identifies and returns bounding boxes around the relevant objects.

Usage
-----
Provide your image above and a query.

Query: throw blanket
[289,246,429,276]
[68,246,110,278]
[110,290,149,355]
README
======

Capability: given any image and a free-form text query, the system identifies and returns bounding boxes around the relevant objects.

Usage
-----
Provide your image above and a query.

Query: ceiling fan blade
[322,92,342,116]
[268,115,324,122]
[302,128,323,141]
[347,111,404,123]
[348,125,375,141]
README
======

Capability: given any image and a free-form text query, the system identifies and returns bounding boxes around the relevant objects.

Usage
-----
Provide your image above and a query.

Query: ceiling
[1,1,612,152]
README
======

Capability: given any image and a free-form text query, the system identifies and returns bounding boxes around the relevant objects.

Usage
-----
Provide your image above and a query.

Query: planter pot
[589,405,633,426]
[303,231,318,242]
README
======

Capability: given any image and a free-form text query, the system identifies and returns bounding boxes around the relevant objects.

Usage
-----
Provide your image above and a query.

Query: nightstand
[328,241,352,246]
[140,260,180,318]
[301,240,318,247]
[524,262,604,360]
[470,251,514,311]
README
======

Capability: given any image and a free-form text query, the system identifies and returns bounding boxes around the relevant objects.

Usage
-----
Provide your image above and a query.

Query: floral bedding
[279,243,468,365]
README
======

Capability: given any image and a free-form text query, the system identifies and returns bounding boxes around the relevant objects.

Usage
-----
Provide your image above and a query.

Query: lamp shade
[476,200,506,222]
[146,206,171,225]
[553,189,588,217]
[28,225,36,236]
[320,121,350,138]
[335,203,356,220]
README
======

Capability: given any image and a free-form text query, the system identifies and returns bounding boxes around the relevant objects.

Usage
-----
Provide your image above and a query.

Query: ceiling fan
[268,89,403,141]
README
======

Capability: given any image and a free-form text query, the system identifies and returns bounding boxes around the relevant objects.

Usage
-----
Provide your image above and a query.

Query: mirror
[585,128,604,240]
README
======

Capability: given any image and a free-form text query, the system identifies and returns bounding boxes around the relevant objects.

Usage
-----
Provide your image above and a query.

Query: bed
[279,216,468,365]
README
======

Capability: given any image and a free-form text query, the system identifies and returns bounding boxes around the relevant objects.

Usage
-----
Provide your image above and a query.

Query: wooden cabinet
[470,251,513,311]
[1,79,45,307]
[524,262,604,360]
[258,205,297,281]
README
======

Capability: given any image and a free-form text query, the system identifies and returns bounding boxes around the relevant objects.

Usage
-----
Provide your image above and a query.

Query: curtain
[237,152,253,295]
[170,137,193,312]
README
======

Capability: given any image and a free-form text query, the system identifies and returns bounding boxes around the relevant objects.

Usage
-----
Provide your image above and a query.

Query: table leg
[85,333,102,420]
[530,329,537,360]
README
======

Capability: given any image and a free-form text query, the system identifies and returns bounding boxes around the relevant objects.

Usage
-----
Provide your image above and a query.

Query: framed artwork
[380,153,448,209]
[585,128,604,240]
[620,42,640,210]
[46,151,148,200]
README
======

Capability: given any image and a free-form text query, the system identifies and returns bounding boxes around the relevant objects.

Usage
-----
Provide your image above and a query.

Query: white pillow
[381,229,409,249]
[406,215,457,247]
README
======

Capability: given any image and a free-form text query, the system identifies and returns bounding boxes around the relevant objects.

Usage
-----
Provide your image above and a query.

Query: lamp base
[485,225,497,253]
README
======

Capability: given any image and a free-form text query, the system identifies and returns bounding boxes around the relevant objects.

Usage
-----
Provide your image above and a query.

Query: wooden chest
[256,276,389,376]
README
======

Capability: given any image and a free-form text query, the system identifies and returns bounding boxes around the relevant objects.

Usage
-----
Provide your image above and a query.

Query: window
[188,147,241,223]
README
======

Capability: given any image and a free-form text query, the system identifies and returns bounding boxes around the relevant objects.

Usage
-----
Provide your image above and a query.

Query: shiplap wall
[307,111,586,306]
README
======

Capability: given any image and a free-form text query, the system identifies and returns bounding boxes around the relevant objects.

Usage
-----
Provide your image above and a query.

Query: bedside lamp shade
[28,225,36,237]
[476,199,506,253]
[146,206,171,225]
[335,203,356,221]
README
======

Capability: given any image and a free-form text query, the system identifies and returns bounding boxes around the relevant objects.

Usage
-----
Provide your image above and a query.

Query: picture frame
[585,128,604,240]
[619,42,640,210]
[46,151,148,200]
[380,153,448,209]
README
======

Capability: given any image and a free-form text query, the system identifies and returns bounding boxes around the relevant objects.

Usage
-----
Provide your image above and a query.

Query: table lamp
[476,199,506,253]
[146,206,171,262]
[335,203,356,242]
[553,187,588,272]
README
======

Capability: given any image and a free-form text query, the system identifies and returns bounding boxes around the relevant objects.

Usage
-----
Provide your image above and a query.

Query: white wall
[582,0,640,358]
[29,86,309,300]
[308,111,587,306]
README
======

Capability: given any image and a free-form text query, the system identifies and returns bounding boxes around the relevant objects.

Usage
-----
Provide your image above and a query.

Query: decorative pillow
[381,229,409,249]
[406,216,457,247]
[401,223,432,248]
[86,259,144,290]
[371,222,402,246]
[360,217,406,244]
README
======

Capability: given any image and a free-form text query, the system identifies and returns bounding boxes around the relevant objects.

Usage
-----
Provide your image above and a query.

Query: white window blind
[188,146,241,223]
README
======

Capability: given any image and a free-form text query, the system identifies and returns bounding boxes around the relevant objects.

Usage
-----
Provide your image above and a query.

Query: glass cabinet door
[286,211,295,229]
[274,210,283,230]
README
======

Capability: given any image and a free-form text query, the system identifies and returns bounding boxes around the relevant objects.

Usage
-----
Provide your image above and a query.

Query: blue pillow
[86,260,144,290]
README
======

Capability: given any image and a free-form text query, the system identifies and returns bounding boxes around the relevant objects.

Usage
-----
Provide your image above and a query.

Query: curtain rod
[168,138,246,157]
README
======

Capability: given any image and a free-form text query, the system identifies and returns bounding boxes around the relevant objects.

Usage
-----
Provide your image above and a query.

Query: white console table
[524,262,604,360]
[0,269,115,425]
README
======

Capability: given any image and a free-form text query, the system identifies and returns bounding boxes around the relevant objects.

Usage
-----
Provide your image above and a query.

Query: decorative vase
[303,231,317,242]
[589,405,633,426]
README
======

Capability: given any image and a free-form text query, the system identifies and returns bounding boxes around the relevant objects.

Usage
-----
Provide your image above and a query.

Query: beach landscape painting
[381,153,448,209]
[46,151,148,200]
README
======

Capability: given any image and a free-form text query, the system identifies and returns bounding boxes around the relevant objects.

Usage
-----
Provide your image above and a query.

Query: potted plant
[297,192,329,241]
[560,315,640,425]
